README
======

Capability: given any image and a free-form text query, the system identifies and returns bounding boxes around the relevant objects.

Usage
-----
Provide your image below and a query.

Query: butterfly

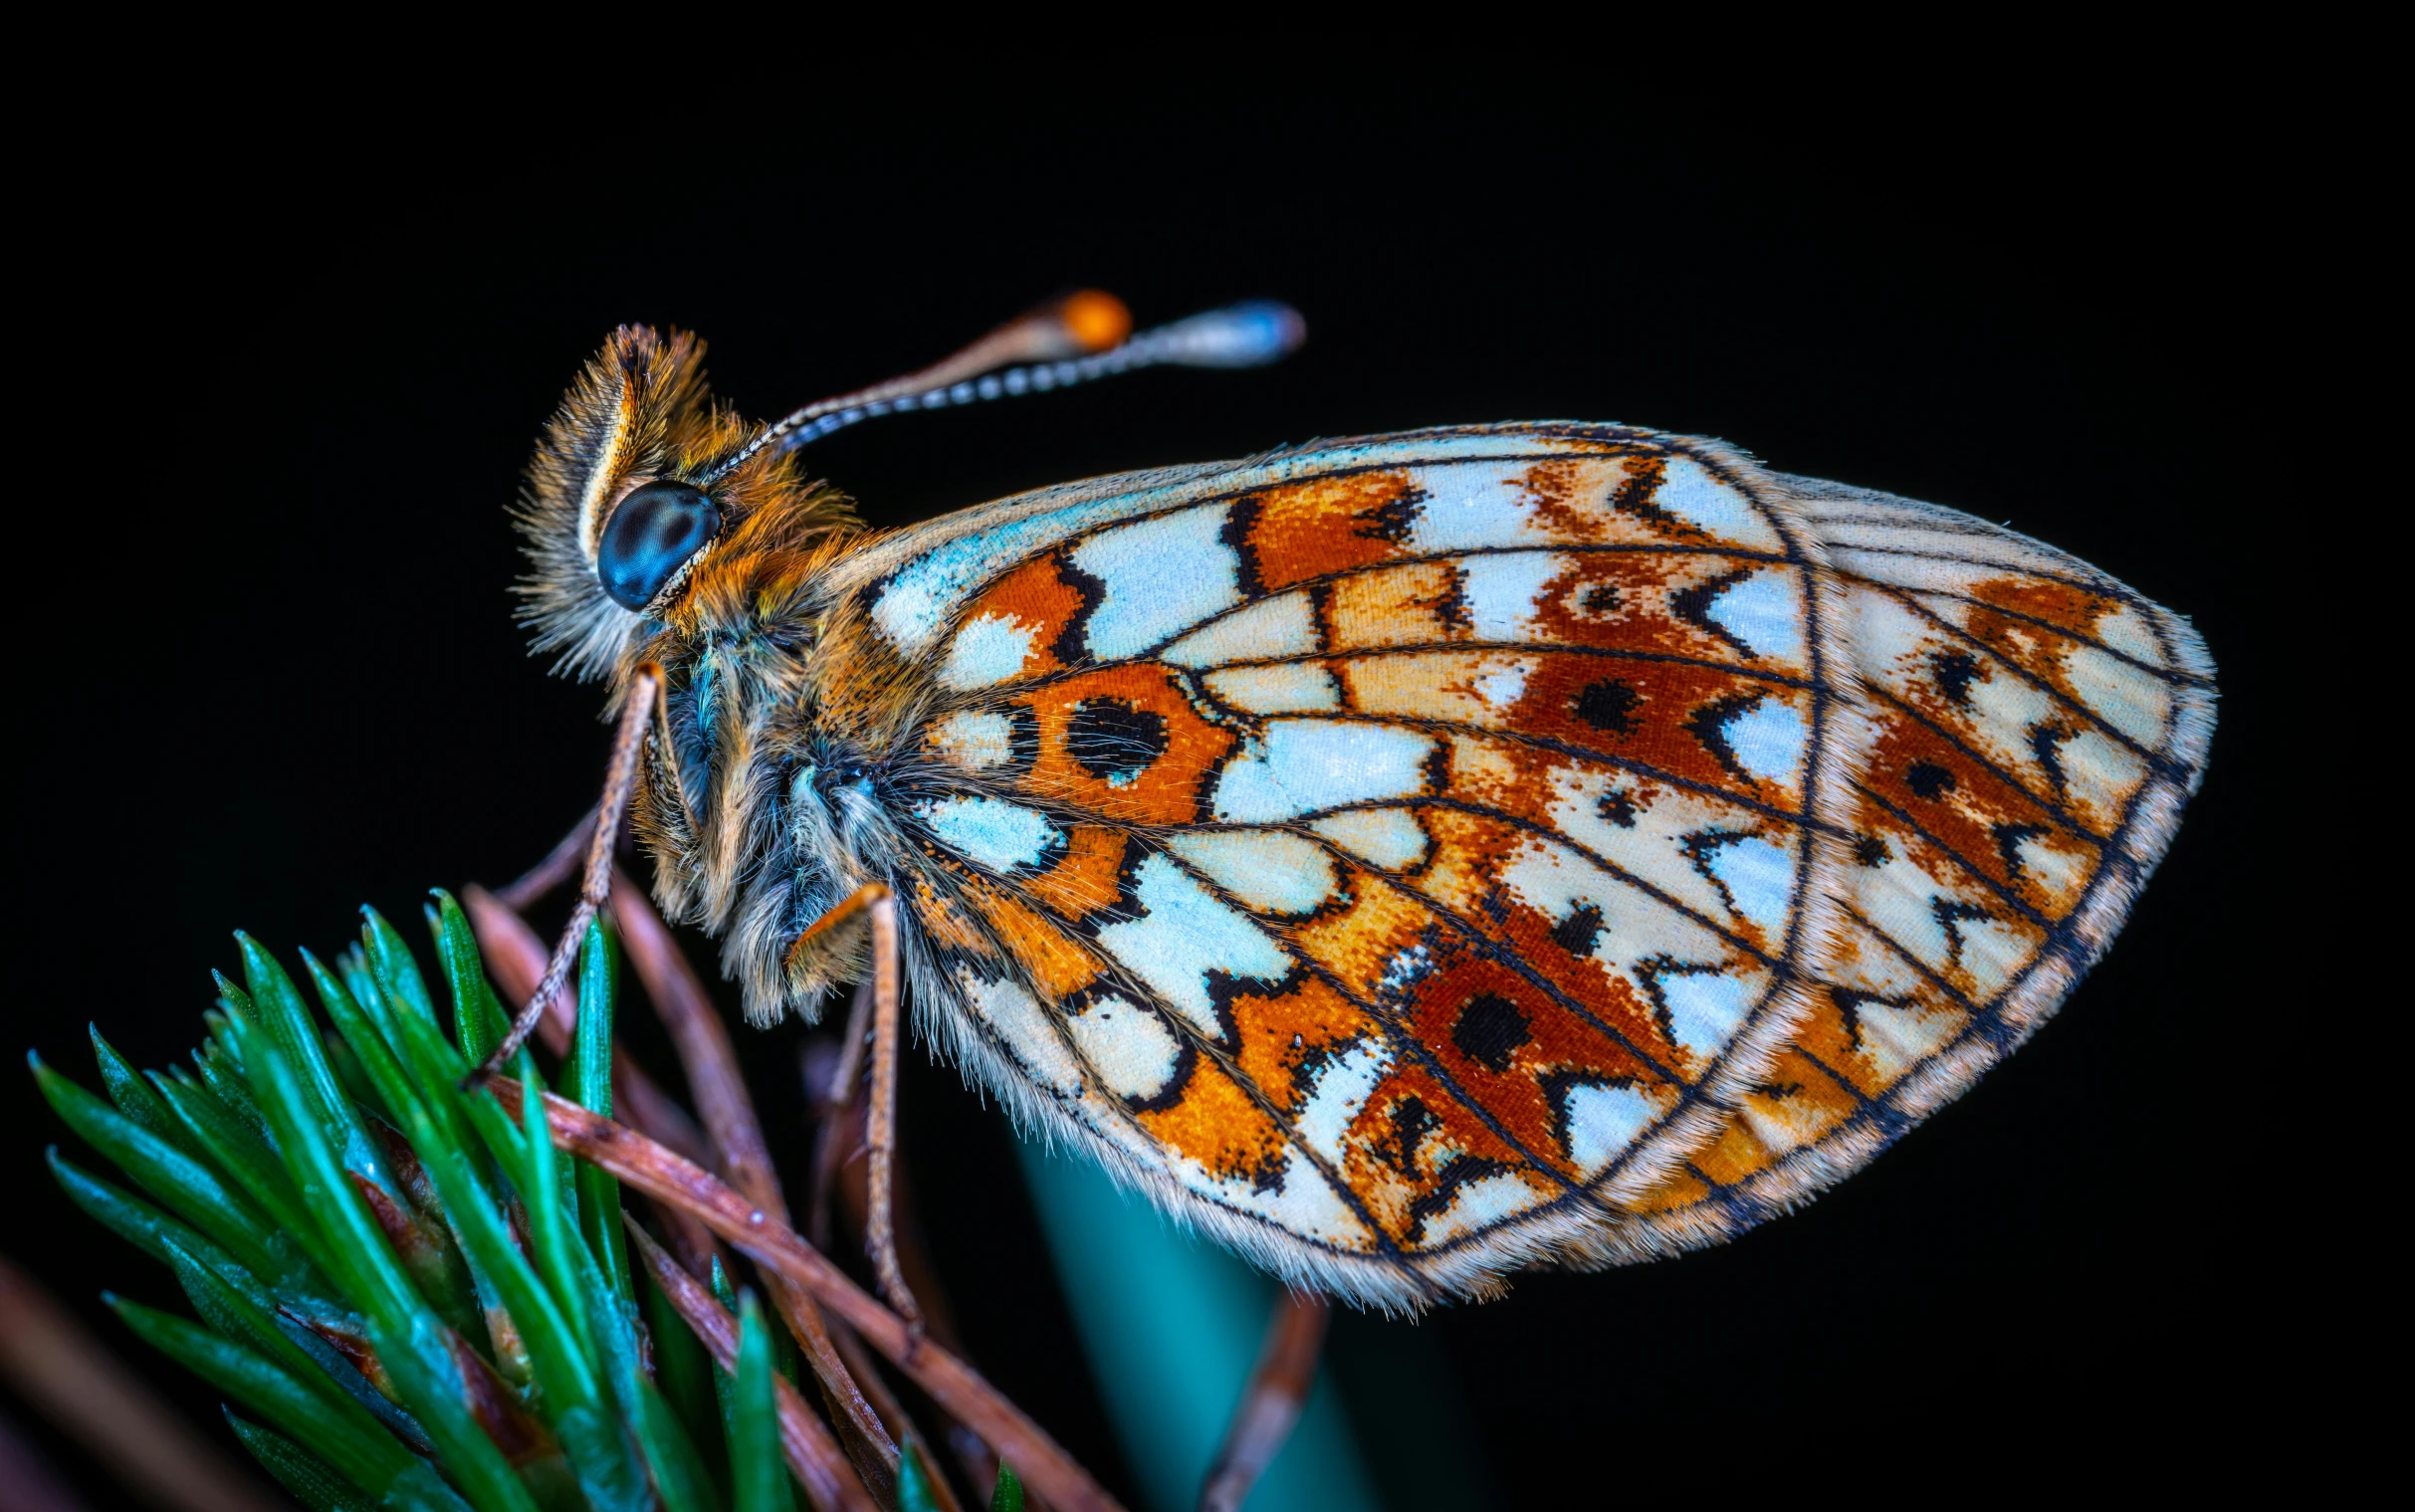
[494,292,2215,1313]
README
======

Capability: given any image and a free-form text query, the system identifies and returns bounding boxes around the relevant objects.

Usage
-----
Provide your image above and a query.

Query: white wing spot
[1309,808,1431,871]
[916,795,1063,874]
[1064,995,1183,1103]
[940,613,1040,692]
[1093,855,1293,1039]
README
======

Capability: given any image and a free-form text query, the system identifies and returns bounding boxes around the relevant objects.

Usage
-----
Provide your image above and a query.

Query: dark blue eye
[597,481,720,610]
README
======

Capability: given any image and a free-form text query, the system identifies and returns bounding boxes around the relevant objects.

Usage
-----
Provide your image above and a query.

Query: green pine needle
[35,901,844,1512]
[989,1461,1025,1512]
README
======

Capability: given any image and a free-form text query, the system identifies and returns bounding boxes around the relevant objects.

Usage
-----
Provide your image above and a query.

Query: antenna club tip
[1232,300,1307,359]
[1059,290,1133,353]
[1159,300,1307,367]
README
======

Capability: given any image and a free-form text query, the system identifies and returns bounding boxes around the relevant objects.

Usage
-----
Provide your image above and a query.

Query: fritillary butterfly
[503,294,2214,1311]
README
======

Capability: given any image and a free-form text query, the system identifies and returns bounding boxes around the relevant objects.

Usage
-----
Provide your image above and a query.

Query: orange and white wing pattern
[1602,476,2216,1257]
[813,425,2211,1307]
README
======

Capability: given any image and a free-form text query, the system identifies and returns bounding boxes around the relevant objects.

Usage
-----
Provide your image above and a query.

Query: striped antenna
[706,293,1305,483]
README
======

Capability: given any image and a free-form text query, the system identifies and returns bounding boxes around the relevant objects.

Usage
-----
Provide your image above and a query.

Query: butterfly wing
[1599,476,2216,1259]
[817,427,2211,1306]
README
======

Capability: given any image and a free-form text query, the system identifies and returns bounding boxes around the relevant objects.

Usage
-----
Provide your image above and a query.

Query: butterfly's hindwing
[1588,478,2216,1263]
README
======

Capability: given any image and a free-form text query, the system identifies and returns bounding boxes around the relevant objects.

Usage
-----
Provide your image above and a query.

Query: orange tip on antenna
[1057,290,1133,353]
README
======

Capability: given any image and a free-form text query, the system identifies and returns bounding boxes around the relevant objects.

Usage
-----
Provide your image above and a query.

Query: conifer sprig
[34,898,1041,1512]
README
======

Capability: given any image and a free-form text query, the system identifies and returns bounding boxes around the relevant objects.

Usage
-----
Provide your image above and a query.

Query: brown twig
[493,804,598,915]
[825,1320,968,1512]
[609,875,901,1494]
[507,1080,1124,1512]
[1197,1292,1330,1512]
[0,1253,283,1512]
[625,1224,878,1512]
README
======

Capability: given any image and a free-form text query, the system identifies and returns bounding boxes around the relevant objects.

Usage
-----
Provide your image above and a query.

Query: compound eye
[597,482,721,610]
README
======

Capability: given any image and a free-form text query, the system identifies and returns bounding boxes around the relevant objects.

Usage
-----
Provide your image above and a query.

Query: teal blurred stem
[1014,1140,1382,1512]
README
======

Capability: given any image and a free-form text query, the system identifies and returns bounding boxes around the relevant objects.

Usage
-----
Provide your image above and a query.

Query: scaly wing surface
[1596,476,2217,1261]
[813,428,2212,1305]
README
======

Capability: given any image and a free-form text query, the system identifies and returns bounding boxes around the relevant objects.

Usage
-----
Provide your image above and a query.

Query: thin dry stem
[0,1253,283,1512]
[822,1318,968,1512]
[510,1081,1123,1512]
[1197,1292,1331,1512]
[625,1224,877,1512]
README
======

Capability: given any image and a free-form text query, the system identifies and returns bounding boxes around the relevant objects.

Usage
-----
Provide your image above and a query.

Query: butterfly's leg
[787,882,924,1333]
[476,665,660,1079]
[809,976,878,1251]
[862,888,924,1337]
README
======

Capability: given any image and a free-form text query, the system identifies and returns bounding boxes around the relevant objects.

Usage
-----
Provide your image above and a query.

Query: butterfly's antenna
[705,292,1305,483]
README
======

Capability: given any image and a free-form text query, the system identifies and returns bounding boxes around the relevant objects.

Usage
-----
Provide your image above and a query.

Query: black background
[8,86,2310,1507]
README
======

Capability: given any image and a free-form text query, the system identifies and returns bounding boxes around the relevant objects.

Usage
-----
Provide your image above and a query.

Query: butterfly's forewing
[1601,479,2216,1258]
[819,426,1890,1306]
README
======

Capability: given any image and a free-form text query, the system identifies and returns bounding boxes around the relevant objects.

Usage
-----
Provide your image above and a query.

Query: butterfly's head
[514,324,860,685]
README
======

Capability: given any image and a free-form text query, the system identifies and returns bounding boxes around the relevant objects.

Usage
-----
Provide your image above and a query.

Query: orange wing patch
[936,552,1086,692]
[1004,665,1238,825]
[1239,470,1426,590]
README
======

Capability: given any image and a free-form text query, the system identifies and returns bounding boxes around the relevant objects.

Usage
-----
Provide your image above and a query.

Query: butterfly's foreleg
[476,665,661,1081]
[788,881,925,1336]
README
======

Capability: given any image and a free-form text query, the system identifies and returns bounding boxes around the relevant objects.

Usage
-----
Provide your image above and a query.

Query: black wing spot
[1930,898,1998,970]
[1356,486,1429,544]
[1451,993,1531,1072]
[1433,566,1472,633]
[1581,584,1622,616]
[1550,903,1606,958]
[1830,985,1914,1051]
[1574,679,1642,735]
[1067,698,1169,783]
[1597,791,1639,828]
[1686,692,1763,782]
[1854,834,1893,867]
[1933,650,1985,707]
[1370,1094,1442,1176]
[1904,761,1957,801]
[2029,721,2075,796]
[1049,550,1108,667]
[1992,822,2050,880]
[1670,567,1760,660]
